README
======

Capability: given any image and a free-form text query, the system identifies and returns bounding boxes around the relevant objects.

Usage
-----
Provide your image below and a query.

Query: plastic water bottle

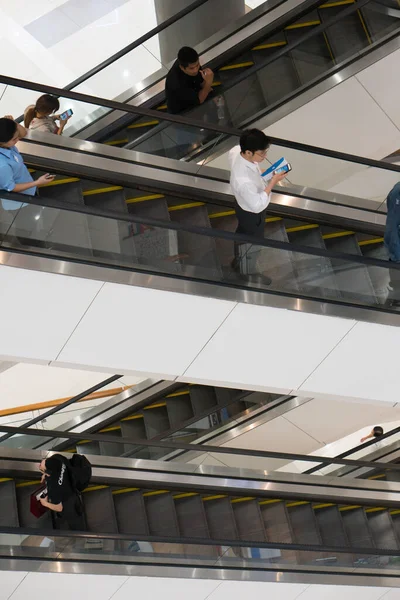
[217,96,225,121]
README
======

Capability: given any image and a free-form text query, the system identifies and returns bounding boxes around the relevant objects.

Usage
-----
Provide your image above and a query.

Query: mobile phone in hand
[59,109,73,120]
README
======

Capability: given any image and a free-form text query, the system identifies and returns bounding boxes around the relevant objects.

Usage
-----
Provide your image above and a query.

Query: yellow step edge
[368,474,386,480]
[286,224,319,233]
[313,503,335,510]
[126,193,165,204]
[219,61,254,71]
[286,500,310,508]
[166,390,190,398]
[157,104,167,110]
[358,237,384,247]
[258,499,282,506]
[390,509,400,516]
[285,20,320,30]
[174,492,199,499]
[209,210,236,219]
[168,202,205,212]
[83,186,123,197]
[76,439,93,445]
[202,494,227,501]
[144,401,167,410]
[16,480,41,488]
[121,414,144,421]
[83,485,109,493]
[43,177,80,187]
[142,489,169,497]
[99,425,121,433]
[231,496,256,504]
[252,41,287,51]
[365,507,387,513]
[28,168,36,173]
[211,81,222,87]
[320,0,355,7]
[112,487,140,496]
[128,120,159,129]
[322,230,354,240]
[265,216,283,223]
[339,505,361,512]
[104,139,128,146]
[64,448,77,453]
[0,477,13,483]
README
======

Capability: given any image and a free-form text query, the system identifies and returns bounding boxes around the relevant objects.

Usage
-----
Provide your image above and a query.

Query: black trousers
[233,204,266,270]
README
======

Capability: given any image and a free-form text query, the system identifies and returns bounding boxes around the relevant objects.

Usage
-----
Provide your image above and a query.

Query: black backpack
[68,454,92,493]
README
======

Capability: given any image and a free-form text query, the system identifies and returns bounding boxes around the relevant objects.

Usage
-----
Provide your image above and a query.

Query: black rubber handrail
[2,423,400,471]
[2,74,400,172]
[0,375,122,444]
[305,424,400,475]
[0,525,398,557]
[1,189,398,273]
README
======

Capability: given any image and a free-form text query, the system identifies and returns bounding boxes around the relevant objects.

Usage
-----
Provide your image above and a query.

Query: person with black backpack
[38,453,91,530]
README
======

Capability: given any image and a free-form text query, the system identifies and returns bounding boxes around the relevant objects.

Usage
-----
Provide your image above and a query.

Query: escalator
[10,133,399,314]
[2,445,400,566]
[23,383,290,461]
[90,0,400,160]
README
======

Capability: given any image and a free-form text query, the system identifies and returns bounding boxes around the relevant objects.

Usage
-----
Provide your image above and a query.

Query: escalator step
[367,510,400,550]
[340,507,374,548]
[314,505,349,547]
[0,479,19,527]
[113,489,149,535]
[144,492,180,536]
[287,504,321,546]
[83,487,118,533]
[320,5,371,61]
[190,386,218,415]
[175,495,210,538]
[260,502,294,544]
[285,28,332,85]
[203,496,239,540]
[166,395,195,428]
[231,498,266,542]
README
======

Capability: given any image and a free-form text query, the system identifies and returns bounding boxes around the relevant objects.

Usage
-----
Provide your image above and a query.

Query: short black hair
[0,118,17,143]
[240,128,270,154]
[178,46,199,68]
[373,426,384,438]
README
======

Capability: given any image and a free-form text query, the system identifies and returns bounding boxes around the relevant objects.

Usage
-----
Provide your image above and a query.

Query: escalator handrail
[2,189,399,274]
[0,524,398,557]
[304,424,400,475]
[2,422,400,472]
[0,375,122,444]
[3,73,400,174]
[126,0,383,151]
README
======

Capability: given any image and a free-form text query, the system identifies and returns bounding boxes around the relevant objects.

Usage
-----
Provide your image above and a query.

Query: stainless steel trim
[2,250,400,327]
[73,0,311,138]
[163,396,313,462]
[1,559,400,586]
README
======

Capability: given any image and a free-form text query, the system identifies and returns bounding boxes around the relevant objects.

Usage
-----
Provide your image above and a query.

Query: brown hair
[24,94,60,128]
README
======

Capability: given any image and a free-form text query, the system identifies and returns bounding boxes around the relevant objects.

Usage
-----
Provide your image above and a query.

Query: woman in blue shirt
[0,116,54,204]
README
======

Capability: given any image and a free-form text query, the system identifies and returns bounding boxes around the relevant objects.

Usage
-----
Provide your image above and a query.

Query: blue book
[261,157,287,181]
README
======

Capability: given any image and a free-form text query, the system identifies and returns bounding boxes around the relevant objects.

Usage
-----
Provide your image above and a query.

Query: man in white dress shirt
[229,129,286,281]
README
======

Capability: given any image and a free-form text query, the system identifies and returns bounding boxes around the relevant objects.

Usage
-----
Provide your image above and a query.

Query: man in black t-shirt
[165,46,214,114]
[39,454,84,530]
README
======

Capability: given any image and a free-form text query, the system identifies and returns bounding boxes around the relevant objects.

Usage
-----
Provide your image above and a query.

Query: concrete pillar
[154,0,246,65]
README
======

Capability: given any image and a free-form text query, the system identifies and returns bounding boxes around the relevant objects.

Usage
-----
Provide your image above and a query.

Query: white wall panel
[356,48,400,132]
[112,576,220,600]
[299,321,400,403]
[181,303,355,392]
[56,282,235,379]
[0,570,28,599]
[11,572,129,600]
[0,266,102,363]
